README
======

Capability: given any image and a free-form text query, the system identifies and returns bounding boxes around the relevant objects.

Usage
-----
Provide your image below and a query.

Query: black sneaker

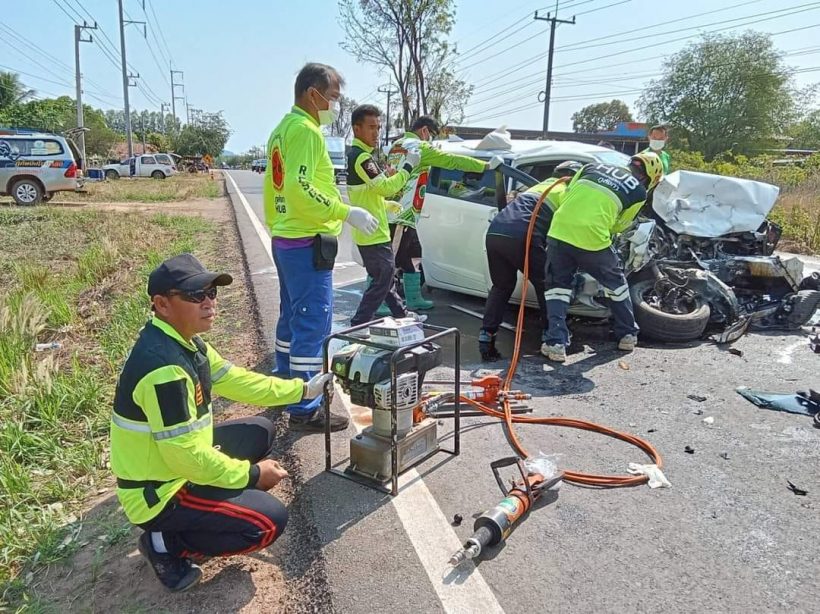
[289,406,349,432]
[138,532,202,592]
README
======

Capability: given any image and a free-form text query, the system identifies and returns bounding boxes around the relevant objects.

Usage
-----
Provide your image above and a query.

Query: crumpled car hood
[652,171,780,237]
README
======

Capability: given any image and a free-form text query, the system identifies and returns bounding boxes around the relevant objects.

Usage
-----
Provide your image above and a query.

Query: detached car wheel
[786,290,820,329]
[630,279,711,342]
[11,178,43,206]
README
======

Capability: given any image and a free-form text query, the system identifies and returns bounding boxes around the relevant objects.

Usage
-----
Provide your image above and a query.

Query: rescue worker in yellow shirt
[263,63,378,431]
[110,254,333,592]
[542,152,664,362]
[346,103,425,327]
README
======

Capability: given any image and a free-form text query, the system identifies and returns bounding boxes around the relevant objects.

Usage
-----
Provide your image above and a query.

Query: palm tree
[0,71,36,110]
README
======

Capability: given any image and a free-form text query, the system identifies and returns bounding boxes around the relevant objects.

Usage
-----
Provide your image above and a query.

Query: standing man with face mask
[384,115,488,311]
[264,63,379,432]
[643,124,671,174]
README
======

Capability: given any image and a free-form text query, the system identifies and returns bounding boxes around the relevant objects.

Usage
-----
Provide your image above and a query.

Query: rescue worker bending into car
[346,104,424,327]
[110,254,333,592]
[382,115,488,312]
[542,152,664,362]
[479,160,583,361]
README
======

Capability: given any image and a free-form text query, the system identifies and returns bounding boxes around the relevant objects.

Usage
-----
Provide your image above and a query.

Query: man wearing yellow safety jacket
[385,115,488,310]
[542,152,664,363]
[346,104,426,327]
[478,160,583,361]
[263,63,378,430]
[111,254,334,592]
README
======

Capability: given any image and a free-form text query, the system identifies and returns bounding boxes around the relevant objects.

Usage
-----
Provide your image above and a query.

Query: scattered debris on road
[728,348,744,357]
[719,452,730,460]
[703,416,715,425]
[687,394,708,402]
[684,446,695,454]
[618,361,630,370]
[787,481,808,496]
[736,387,820,418]
[452,514,463,527]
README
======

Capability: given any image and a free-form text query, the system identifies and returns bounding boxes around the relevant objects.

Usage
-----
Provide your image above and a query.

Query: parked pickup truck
[102,154,176,179]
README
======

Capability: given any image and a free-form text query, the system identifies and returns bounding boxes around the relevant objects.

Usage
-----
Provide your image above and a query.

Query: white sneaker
[540,343,566,362]
[405,311,428,323]
[618,334,637,351]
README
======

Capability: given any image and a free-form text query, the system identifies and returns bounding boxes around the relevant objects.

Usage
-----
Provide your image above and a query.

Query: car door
[417,164,498,296]
[140,155,157,177]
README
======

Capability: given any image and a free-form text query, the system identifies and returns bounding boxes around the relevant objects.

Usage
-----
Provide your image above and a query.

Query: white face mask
[649,138,666,151]
[317,98,340,126]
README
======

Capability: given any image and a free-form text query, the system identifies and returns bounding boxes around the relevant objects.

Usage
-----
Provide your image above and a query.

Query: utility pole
[140,111,147,153]
[377,83,399,147]
[534,7,575,138]
[74,21,97,169]
[118,0,145,158]
[170,69,184,127]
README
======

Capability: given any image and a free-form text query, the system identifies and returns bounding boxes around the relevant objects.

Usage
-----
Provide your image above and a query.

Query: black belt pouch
[313,233,338,270]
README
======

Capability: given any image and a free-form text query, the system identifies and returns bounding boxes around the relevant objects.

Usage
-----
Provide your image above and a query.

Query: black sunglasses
[168,287,218,303]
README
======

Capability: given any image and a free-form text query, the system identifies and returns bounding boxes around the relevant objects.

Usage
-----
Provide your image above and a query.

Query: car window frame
[427,165,499,208]
[140,155,157,165]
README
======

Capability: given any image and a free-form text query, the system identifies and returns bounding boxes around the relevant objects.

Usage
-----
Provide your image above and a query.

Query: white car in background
[103,154,176,179]
[416,139,631,307]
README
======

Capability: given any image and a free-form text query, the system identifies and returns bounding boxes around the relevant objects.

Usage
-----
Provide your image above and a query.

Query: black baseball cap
[147,254,233,296]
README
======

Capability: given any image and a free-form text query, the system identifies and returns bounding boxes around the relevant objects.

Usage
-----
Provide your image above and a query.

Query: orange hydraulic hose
[467,178,662,487]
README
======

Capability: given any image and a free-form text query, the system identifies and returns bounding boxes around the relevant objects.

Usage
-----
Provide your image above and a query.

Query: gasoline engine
[330,318,443,482]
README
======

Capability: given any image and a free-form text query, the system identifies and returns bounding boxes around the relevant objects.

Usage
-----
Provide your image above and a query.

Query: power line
[467,0,796,91]
[466,2,820,106]
[146,0,174,65]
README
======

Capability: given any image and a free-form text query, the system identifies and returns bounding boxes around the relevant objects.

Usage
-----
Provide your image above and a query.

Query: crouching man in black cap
[110,254,334,592]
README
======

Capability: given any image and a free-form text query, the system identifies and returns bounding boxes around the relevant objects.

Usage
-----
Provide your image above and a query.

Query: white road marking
[336,390,506,614]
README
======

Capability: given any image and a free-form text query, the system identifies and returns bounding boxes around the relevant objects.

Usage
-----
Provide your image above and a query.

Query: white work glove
[401,149,421,173]
[627,463,671,489]
[303,372,334,400]
[487,155,504,170]
[346,206,379,235]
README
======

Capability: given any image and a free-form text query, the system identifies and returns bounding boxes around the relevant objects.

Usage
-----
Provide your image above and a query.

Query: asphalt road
[226,170,820,614]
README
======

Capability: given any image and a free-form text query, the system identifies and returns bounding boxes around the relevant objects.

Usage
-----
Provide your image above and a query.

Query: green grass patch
[0,206,220,609]
[52,174,222,203]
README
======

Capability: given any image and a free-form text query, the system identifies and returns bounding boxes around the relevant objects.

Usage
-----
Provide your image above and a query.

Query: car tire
[786,290,820,329]
[11,178,43,206]
[151,170,165,179]
[105,170,120,180]
[630,279,711,342]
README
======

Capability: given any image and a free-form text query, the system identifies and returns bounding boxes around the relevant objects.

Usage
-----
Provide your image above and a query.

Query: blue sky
[3,0,820,152]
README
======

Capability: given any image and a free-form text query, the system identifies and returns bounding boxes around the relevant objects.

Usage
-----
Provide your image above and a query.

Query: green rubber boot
[403,271,433,310]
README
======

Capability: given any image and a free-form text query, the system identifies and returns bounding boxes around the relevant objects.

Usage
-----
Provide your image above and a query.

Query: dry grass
[769,175,820,255]
[54,174,222,204]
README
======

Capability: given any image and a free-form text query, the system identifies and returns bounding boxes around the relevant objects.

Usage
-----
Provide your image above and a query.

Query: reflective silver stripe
[153,414,212,441]
[604,284,630,302]
[290,363,321,373]
[545,289,572,303]
[275,339,291,348]
[212,362,233,382]
[111,413,151,433]
[290,356,323,365]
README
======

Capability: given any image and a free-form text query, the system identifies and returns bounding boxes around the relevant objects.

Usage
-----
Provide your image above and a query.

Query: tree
[171,112,231,157]
[638,32,795,159]
[338,0,471,127]
[0,95,117,157]
[571,99,633,133]
[0,71,35,110]
[328,94,358,139]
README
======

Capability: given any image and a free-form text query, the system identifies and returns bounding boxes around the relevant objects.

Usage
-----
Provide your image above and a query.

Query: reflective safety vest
[548,163,646,251]
[263,106,350,238]
[110,317,303,524]
[346,137,409,246]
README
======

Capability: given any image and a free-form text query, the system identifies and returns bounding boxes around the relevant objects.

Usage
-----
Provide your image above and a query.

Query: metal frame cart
[322,320,461,496]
